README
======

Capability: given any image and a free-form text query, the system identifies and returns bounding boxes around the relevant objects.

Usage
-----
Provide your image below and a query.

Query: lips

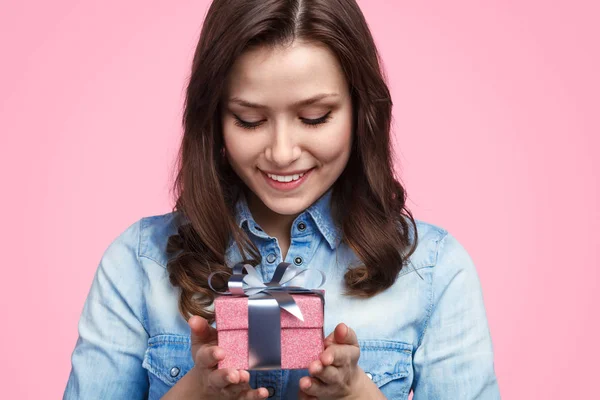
[265,171,307,183]
[259,167,314,191]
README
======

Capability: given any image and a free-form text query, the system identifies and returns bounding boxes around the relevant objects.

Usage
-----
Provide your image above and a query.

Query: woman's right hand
[161,316,269,400]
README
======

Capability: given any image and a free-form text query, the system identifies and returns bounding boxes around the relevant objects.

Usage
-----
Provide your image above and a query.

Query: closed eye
[233,115,264,130]
[233,111,332,130]
[301,111,332,127]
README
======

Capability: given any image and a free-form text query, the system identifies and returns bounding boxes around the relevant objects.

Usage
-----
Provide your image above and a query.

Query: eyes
[232,111,332,131]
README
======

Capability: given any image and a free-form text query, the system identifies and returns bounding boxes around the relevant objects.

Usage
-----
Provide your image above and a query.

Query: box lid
[214,293,324,331]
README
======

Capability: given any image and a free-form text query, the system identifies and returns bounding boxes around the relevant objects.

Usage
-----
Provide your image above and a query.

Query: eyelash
[233,111,332,130]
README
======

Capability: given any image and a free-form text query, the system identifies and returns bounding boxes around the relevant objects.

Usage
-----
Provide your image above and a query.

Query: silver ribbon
[209,262,325,370]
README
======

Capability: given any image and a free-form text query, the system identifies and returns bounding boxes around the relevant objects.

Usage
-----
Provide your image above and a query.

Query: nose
[265,121,301,167]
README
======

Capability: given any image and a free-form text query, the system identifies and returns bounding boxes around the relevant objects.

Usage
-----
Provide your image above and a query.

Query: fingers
[188,316,269,399]
[188,315,218,347]
[205,369,268,399]
[308,360,342,385]
[302,324,362,398]
[324,323,359,348]
[208,368,243,389]
[334,323,359,346]
[194,344,225,369]
[238,369,251,384]
[239,387,270,400]
[323,330,336,347]
[299,376,327,398]
[220,383,267,399]
[207,368,250,390]
[320,343,360,368]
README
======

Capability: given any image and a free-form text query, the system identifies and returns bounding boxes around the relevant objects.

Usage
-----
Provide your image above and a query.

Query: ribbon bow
[208,261,325,321]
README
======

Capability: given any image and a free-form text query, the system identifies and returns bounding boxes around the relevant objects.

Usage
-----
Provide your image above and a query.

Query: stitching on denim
[138,216,168,269]
[147,335,190,346]
[374,370,410,386]
[398,262,433,278]
[137,219,154,336]
[358,339,413,351]
[139,253,167,269]
[358,339,412,386]
[144,334,191,386]
[416,231,448,348]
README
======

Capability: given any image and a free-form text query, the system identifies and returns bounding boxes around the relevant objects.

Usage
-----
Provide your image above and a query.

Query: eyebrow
[228,93,340,109]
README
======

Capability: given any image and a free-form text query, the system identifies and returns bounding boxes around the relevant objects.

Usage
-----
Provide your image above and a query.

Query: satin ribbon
[209,262,326,369]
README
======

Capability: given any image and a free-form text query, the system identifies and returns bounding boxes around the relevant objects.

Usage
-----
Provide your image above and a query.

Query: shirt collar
[234,187,341,250]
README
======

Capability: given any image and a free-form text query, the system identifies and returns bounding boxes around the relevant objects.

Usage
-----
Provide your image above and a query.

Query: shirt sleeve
[411,232,500,399]
[63,219,149,399]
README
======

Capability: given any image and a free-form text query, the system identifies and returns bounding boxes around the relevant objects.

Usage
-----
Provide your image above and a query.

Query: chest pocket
[142,334,194,394]
[357,339,413,398]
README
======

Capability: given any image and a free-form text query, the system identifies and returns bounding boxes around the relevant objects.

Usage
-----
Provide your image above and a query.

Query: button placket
[284,224,322,271]
[260,238,282,282]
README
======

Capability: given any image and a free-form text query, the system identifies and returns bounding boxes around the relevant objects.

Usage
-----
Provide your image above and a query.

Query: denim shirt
[63,190,500,399]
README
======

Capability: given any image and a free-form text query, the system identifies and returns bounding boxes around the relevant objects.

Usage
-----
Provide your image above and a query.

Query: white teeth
[266,172,305,182]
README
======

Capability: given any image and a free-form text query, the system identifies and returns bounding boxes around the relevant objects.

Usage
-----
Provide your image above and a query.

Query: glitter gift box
[214,293,324,370]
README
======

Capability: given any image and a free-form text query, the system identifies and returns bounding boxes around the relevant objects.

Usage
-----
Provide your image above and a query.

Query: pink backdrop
[1,0,598,398]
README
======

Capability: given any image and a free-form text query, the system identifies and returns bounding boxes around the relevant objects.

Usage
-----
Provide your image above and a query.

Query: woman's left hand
[298,323,385,400]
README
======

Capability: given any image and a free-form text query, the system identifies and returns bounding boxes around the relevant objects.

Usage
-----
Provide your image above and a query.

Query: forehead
[224,41,348,105]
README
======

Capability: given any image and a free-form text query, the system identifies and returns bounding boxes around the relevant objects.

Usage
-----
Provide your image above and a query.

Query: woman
[64,0,500,399]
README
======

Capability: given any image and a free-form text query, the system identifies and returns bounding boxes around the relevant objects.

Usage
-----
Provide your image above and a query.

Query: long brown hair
[166,0,418,323]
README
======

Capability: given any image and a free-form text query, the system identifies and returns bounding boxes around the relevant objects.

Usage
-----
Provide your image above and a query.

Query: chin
[260,194,314,216]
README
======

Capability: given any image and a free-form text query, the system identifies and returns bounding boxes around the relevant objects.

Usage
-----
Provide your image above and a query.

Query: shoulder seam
[139,254,168,269]
[415,230,450,348]
[134,219,151,337]
[138,216,168,269]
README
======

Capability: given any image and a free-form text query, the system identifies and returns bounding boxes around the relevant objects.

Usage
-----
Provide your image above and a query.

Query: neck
[246,191,298,258]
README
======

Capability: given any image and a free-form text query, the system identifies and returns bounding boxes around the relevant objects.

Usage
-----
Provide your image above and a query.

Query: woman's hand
[298,323,385,400]
[161,316,269,400]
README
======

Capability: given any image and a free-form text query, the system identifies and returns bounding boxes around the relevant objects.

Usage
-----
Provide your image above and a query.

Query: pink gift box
[214,294,324,370]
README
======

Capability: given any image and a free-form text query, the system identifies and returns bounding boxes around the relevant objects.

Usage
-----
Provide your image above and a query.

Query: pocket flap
[142,334,193,387]
[358,339,412,387]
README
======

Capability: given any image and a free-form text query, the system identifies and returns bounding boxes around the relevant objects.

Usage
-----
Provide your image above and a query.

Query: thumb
[333,323,358,346]
[189,315,217,347]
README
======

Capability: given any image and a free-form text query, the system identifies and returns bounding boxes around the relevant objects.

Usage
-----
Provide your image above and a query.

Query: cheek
[309,118,353,163]
[223,129,262,167]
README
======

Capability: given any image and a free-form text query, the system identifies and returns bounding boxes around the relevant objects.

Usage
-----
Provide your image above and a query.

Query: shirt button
[365,372,373,380]
[297,222,307,231]
[170,367,180,377]
[266,253,276,263]
[266,386,276,397]
[294,256,303,265]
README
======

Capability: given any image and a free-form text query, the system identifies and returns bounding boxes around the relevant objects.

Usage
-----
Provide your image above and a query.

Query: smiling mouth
[260,168,314,183]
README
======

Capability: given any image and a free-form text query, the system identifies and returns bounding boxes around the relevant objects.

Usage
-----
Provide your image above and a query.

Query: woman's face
[221,40,353,217]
